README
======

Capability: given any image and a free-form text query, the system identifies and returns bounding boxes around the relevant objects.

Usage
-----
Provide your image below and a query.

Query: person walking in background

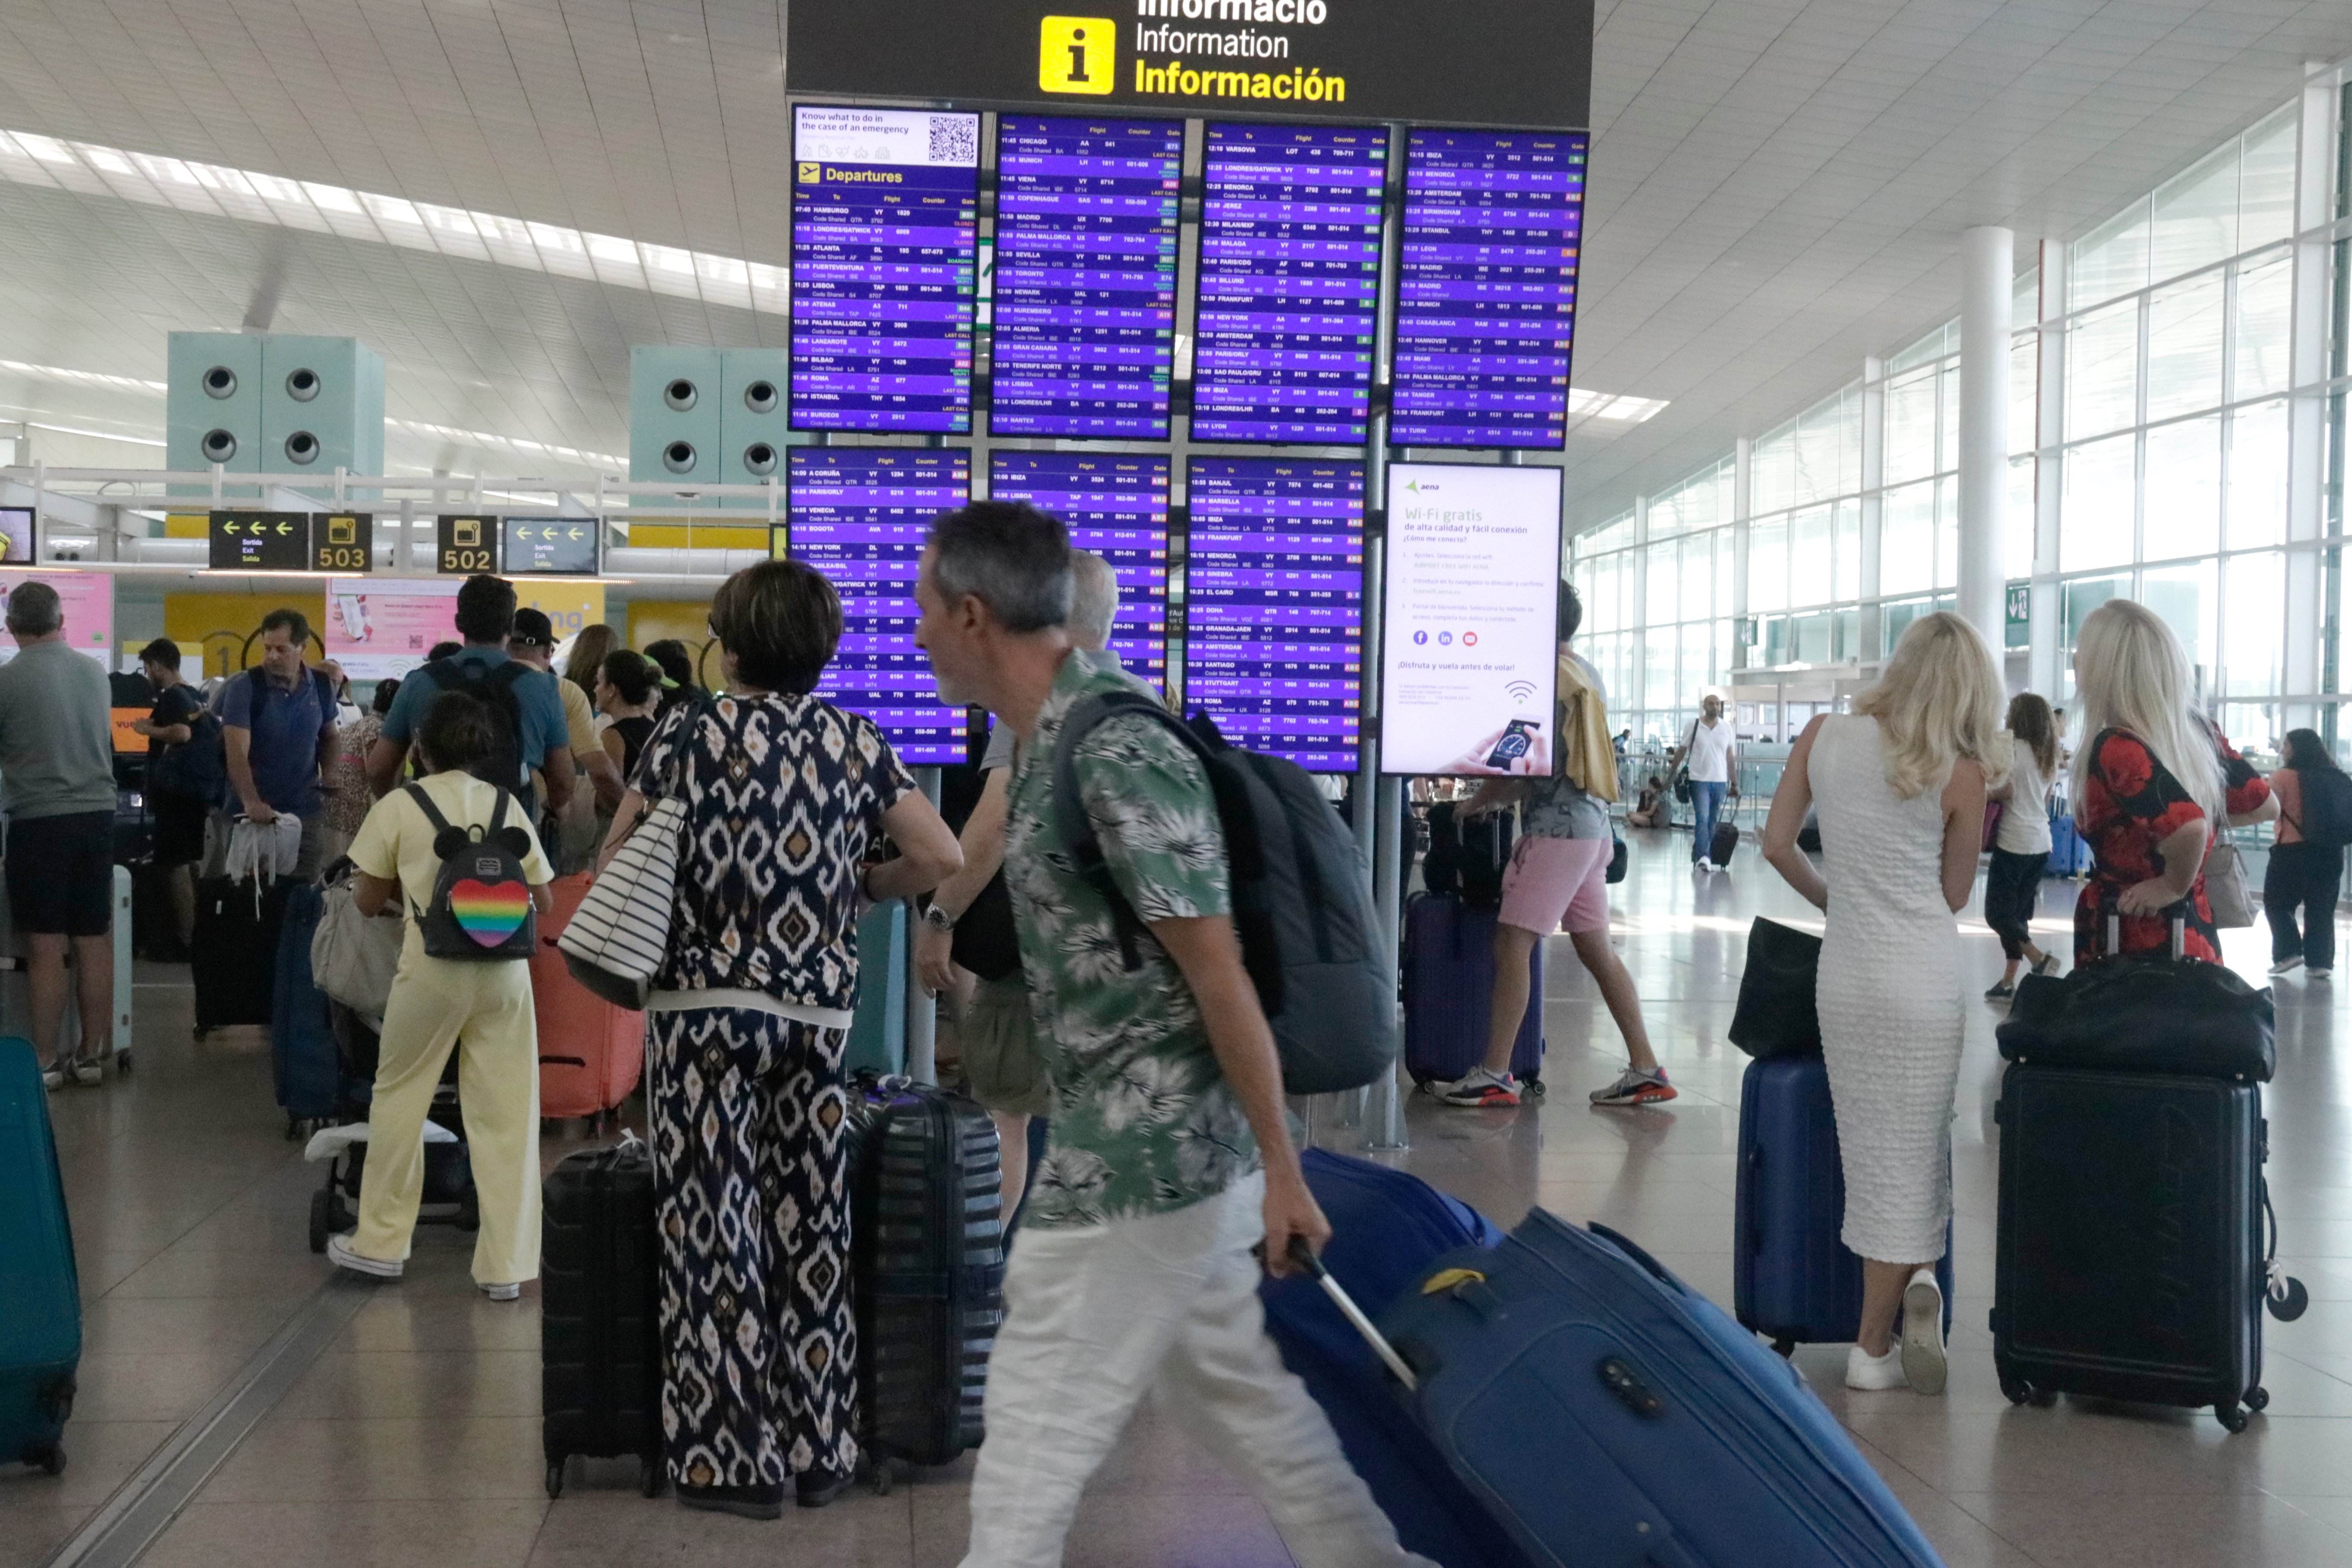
[1762,611,2007,1396]
[602,560,959,1518]
[0,582,120,1089]
[319,678,399,869]
[2264,728,2346,979]
[1982,692,2061,999]
[592,650,662,807]
[133,637,212,953]
[367,575,575,818]
[1436,583,1669,1110]
[219,608,341,882]
[914,550,1121,1216]
[1671,692,1737,870]
[509,608,619,873]
[329,691,556,1299]
[2067,600,2273,969]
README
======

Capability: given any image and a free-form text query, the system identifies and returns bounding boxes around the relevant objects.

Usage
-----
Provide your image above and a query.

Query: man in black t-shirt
[131,638,208,949]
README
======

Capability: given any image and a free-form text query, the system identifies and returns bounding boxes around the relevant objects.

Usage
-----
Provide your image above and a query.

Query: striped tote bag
[557,795,688,1009]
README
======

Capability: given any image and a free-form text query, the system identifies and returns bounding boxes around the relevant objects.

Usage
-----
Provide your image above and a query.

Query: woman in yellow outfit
[327,690,555,1298]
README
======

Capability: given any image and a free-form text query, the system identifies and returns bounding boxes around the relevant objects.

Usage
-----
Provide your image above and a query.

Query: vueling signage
[788,0,1592,131]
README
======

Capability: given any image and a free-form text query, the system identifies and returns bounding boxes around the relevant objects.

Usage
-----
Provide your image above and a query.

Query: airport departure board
[1184,458,1364,770]
[785,448,972,762]
[1390,129,1586,450]
[990,116,1183,440]
[1192,123,1386,444]
[788,105,981,434]
[988,452,1171,693]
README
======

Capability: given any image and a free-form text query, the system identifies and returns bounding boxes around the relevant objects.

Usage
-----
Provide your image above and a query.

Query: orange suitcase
[534,874,646,1122]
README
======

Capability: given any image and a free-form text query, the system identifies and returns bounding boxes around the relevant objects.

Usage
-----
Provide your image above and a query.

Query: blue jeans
[1690,780,1727,863]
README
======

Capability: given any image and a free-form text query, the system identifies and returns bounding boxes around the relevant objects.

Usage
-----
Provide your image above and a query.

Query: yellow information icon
[1039,16,1115,94]
[797,161,821,184]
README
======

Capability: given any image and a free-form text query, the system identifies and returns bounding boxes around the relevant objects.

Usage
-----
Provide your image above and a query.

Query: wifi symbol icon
[1505,680,1537,704]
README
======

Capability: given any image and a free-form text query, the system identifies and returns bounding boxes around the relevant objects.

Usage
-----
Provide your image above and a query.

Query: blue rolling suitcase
[1,1037,79,1477]
[1402,894,1544,1092]
[271,884,339,1137]
[1375,1211,1945,1568]
[2046,813,2091,878]
[1734,1055,1953,1354]
[1262,1152,1531,1568]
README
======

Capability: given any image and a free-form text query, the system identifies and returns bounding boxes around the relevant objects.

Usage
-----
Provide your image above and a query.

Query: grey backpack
[1052,692,1394,1094]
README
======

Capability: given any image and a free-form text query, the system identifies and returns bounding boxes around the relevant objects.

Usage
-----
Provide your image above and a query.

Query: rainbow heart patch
[450,878,529,948]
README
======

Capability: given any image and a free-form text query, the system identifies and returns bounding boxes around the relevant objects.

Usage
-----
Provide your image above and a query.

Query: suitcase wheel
[546,1461,565,1499]
[2217,1402,2249,1434]
[116,1051,131,1075]
[2245,1386,2270,1414]
[24,1443,63,1476]
[308,1189,333,1255]
[640,1457,666,1499]
[1771,1337,1796,1359]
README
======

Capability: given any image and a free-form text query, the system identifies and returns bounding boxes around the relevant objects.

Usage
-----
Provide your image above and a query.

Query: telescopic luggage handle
[1261,1237,1421,1392]
[2099,887,2187,960]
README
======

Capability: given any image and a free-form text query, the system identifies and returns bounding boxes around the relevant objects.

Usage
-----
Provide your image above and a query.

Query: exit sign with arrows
[500,516,599,576]
[208,511,311,571]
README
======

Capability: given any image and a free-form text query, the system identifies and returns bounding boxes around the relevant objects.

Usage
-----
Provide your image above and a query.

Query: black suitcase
[848,1075,1005,1473]
[129,860,185,962]
[190,877,288,1038]
[1710,820,1740,865]
[1420,803,1513,908]
[541,1139,665,1499]
[1993,1063,2295,1430]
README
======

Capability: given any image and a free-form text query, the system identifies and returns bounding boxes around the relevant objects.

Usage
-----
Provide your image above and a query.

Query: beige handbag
[2204,838,2256,929]
[310,872,404,1017]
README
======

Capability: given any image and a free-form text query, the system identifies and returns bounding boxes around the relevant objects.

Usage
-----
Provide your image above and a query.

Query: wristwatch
[920,902,957,933]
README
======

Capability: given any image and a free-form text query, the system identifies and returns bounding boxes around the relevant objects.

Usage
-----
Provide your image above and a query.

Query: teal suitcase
[0,1036,79,1475]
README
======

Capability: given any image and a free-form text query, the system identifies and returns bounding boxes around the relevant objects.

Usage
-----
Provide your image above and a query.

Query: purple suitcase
[1403,894,1543,1090]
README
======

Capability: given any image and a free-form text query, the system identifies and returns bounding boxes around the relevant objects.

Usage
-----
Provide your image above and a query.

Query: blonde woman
[1762,612,2006,1395]
[2068,599,2273,969]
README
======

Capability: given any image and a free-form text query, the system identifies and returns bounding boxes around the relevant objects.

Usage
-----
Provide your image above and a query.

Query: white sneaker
[2311,968,2333,980]
[326,1233,403,1281]
[1900,1268,1948,1395]
[478,1281,521,1302]
[40,1065,63,1092]
[71,1060,103,1087]
[1695,858,1715,874]
[1844,1342,1906,1391]
[2272,956,2305,977]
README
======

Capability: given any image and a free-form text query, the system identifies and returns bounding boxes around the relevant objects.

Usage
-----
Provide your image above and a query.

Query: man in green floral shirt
[915,502,1433,1568]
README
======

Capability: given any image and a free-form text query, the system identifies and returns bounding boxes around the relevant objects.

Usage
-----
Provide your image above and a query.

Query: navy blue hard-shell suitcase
[0,1037,79,1477]
[1262,1151,1532,1568]
[1403,894,1543,1092]
[270,884,339,1135]
[1735,1055,1953,1354]
[1379,1211,1945,1568]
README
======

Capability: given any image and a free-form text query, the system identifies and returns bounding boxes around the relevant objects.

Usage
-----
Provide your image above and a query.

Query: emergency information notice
[789,105,980,434]
[785,448,973,762]
[1379,463,1562,776]
[988,451,1171,692]
[990,116,1183,439]
[1183,458,1363,771]
[1190,122,1385,445]
[1390,129,1587,450]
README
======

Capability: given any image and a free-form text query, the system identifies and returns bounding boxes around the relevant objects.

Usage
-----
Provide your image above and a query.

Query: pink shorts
[1497,835,1612,936]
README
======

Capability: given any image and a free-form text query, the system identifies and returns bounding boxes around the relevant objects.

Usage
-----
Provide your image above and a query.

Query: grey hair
[1068,551,1119,650]
[3,580,61,636]
[927,501,1072,633]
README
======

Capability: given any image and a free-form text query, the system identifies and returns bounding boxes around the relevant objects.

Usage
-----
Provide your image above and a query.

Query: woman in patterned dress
[598,560,961,1519]
[2068,600,2273,967]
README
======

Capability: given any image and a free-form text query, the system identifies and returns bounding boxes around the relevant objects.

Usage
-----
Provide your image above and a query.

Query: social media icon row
[1410,629,1478,647]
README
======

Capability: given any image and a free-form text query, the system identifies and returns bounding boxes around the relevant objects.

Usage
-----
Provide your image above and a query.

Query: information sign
[209,510,309,571]
[785,448,973,763]
[1390,129,1586,450]
[435,515,498,575]
[988,451,1171,692]
[0,570,112,666]
[501,517,599,576]
[1378,463,1562,775]
[789,105,982,434]
[1192,123,1385,445]
[311,512,373,574]
[990,115,1182,440]
[325,578,465,680]
[1184,457,1363,770]
[0,508,31,564]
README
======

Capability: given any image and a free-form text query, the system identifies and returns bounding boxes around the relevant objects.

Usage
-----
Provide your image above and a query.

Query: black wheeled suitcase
[848,1075,1005,1474]
[190,877,288,1037]
[541,1138,665,1498]
[1710,820,1740,866]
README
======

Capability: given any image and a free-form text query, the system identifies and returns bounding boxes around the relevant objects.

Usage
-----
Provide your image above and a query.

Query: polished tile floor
[6,832,2351,1567]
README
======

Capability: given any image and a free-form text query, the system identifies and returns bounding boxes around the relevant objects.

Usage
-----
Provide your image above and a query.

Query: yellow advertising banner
[517,581,607,643]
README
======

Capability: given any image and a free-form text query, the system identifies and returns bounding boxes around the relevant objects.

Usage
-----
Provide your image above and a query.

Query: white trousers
[960,1171,1436,1568]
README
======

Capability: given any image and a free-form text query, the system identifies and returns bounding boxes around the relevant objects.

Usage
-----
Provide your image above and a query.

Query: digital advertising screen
[1184,458,1364,772]
[789,105,981,434]
[0,570,111,666]
[1378,463,1563,775]
[989,115,1183,440]
[988,451,1171,694]
[1191,123,1386,446]
[501,516,599,576]
[785,447,973,764]
[325,578,464,680]
[0,508,33,564]
[1391,129,1587,450]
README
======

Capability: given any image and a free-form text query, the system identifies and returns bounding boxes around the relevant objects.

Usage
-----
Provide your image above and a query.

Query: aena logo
[1039,17,1115,94]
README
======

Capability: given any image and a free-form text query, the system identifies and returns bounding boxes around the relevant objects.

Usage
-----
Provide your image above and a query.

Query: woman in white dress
[1761,612,2006,1395]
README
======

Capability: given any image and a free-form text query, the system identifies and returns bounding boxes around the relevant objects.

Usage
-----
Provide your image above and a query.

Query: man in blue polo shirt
[366,573,572,815]
[220,607,341,882]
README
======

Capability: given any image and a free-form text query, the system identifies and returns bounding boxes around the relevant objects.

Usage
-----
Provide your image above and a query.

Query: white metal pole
[1956,225,2013,660]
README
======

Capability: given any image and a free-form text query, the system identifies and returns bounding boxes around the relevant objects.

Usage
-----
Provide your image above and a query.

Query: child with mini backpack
[326,689,555,1299]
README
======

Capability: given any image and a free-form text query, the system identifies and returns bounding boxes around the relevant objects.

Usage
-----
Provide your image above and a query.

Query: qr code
[929,116,977,166]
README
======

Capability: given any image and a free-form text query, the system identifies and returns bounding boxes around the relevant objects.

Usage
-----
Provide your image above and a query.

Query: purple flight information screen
[1391,129,1586,450]
[1184,458,1363,771]
[990,116,1182,440]
[989,451,1170,693]
[789,105,980,434]
[1192,123,1385,445]
[785,448,971,763]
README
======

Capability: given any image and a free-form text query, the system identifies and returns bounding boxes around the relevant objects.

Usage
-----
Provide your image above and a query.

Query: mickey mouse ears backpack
[400,783,536,961]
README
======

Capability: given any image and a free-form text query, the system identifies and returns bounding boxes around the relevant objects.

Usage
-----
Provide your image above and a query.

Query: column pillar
[2031,240,2067,701]
[1730,437,1752,673]
[1956,225,2012,656]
